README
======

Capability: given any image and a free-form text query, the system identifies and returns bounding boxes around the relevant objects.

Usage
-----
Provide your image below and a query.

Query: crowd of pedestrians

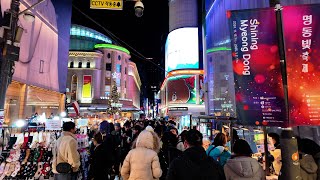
[52,119,320,180]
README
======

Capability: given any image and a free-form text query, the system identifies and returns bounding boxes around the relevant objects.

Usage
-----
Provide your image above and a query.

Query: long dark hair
[213,133,227,147]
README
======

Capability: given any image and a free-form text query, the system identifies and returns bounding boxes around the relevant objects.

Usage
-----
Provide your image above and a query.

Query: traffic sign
[90,0,123,10]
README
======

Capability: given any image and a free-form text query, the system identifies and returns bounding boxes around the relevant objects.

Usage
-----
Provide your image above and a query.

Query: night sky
[71,0,168,100]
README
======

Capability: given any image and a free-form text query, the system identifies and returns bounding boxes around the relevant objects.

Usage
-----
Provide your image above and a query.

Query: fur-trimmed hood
[136,130,160,153]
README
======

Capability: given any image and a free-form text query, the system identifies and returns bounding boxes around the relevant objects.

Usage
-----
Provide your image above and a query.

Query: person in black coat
[166,129,226,180]
[89,133,110,180]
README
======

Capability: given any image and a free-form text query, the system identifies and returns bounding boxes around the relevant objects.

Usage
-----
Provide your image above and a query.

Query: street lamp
[0,0,47,121]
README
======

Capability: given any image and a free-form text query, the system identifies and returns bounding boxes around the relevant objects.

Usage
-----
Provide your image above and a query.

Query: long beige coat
[121,130,162,180]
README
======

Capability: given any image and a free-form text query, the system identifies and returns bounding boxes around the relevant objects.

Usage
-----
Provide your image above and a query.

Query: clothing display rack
[0,125,90,180]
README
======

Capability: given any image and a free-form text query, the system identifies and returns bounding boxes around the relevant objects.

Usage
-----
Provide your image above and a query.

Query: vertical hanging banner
[227,8,286,126]
[283,4,320,126]
[82,75,92,98]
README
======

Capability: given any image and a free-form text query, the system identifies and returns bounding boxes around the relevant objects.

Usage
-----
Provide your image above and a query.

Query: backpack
[207,146,231,167]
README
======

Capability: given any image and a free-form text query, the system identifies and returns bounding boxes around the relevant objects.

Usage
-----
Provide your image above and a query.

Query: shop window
[86,61,91,68]
[106,63,111,71]
[39,60,44,73]
[78,61,82,68]
[70,61,74,68]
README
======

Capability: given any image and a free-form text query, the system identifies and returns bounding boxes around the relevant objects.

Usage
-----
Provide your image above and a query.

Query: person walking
[121,129,162,180]
[166,129,226,180]
[206,133,231,167]
[224,139,265,180]
[52,122,80,180]
[88,133,111,180]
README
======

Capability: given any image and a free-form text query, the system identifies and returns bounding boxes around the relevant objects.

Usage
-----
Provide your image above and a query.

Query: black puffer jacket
[166,146,226,180]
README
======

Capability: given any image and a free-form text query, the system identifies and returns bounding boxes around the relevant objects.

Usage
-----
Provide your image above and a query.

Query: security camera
[23,11,35,23]
[134,1,144,17]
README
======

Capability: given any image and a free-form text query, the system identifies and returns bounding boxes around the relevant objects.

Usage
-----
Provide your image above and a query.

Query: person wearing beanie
[121,130,162,180]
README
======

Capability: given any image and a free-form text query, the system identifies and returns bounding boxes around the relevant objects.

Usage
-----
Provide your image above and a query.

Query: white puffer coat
[224,156,265,180]
[121,130,162,180]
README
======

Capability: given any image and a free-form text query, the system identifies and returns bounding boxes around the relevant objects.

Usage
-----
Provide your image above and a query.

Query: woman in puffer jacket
[224,139,265,180]
[121,127,162,180]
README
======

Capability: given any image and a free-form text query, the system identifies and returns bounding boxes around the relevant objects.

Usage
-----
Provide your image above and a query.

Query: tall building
[159,0,205,130]
[1,0,72,124]
[66,25,141,120]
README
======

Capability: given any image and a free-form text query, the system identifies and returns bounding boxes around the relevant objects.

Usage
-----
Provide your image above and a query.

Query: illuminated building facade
[1,0,72,124]
[160,0,205,126]
[66,25,141,119]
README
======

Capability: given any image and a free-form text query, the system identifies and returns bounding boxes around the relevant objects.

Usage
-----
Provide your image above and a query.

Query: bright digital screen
[165,28,199,74]
[167,75,204,105]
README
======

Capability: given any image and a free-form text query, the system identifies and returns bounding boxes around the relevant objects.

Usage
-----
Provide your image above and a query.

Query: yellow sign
[90,0,123,10]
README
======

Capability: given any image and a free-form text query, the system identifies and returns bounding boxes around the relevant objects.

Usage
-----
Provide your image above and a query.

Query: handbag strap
[207,146,216,156]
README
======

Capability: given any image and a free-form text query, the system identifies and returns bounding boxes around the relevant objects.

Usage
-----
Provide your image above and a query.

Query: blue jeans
[54,172,78,180]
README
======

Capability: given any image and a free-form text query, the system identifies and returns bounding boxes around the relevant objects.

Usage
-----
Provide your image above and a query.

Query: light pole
[0,0,46,122]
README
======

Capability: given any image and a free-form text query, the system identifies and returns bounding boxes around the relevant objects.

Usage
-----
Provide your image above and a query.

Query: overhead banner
[82,75,92,98]
[283,4,320,126]
[228,8,286,126]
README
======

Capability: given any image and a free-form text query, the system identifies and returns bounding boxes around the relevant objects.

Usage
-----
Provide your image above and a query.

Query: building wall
[67,51,103,103]
[204,0,270,116]
[169,0,198,32]
[67,47,141,110]
[127,62,141,109]
[1,0,72,93]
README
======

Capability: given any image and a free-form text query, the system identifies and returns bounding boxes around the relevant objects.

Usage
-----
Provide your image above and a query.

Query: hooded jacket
[166,146,226,180]
[121,130,162,180]
[300,153,318,180]
[224,156,265,180]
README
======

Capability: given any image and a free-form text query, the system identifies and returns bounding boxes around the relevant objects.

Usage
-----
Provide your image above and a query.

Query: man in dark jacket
[166,129,226,180]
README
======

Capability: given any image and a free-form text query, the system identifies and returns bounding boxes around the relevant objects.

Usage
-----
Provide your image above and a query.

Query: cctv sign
[90,0,123,10]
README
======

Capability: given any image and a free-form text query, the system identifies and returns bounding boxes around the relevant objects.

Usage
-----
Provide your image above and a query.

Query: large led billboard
[165,28,199,74]
[167,75,204,105]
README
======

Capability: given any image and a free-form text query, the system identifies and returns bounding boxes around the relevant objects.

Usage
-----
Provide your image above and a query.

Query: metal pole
[273,3,301,179]
[0,0,20,116]
[189,114,192,129]
[263,126,270,176]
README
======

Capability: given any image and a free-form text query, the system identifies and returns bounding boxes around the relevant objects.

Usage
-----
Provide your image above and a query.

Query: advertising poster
[167,75,204,105]
[228,8,286,126]
[82,75,92,98]
[283,4,320,126]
